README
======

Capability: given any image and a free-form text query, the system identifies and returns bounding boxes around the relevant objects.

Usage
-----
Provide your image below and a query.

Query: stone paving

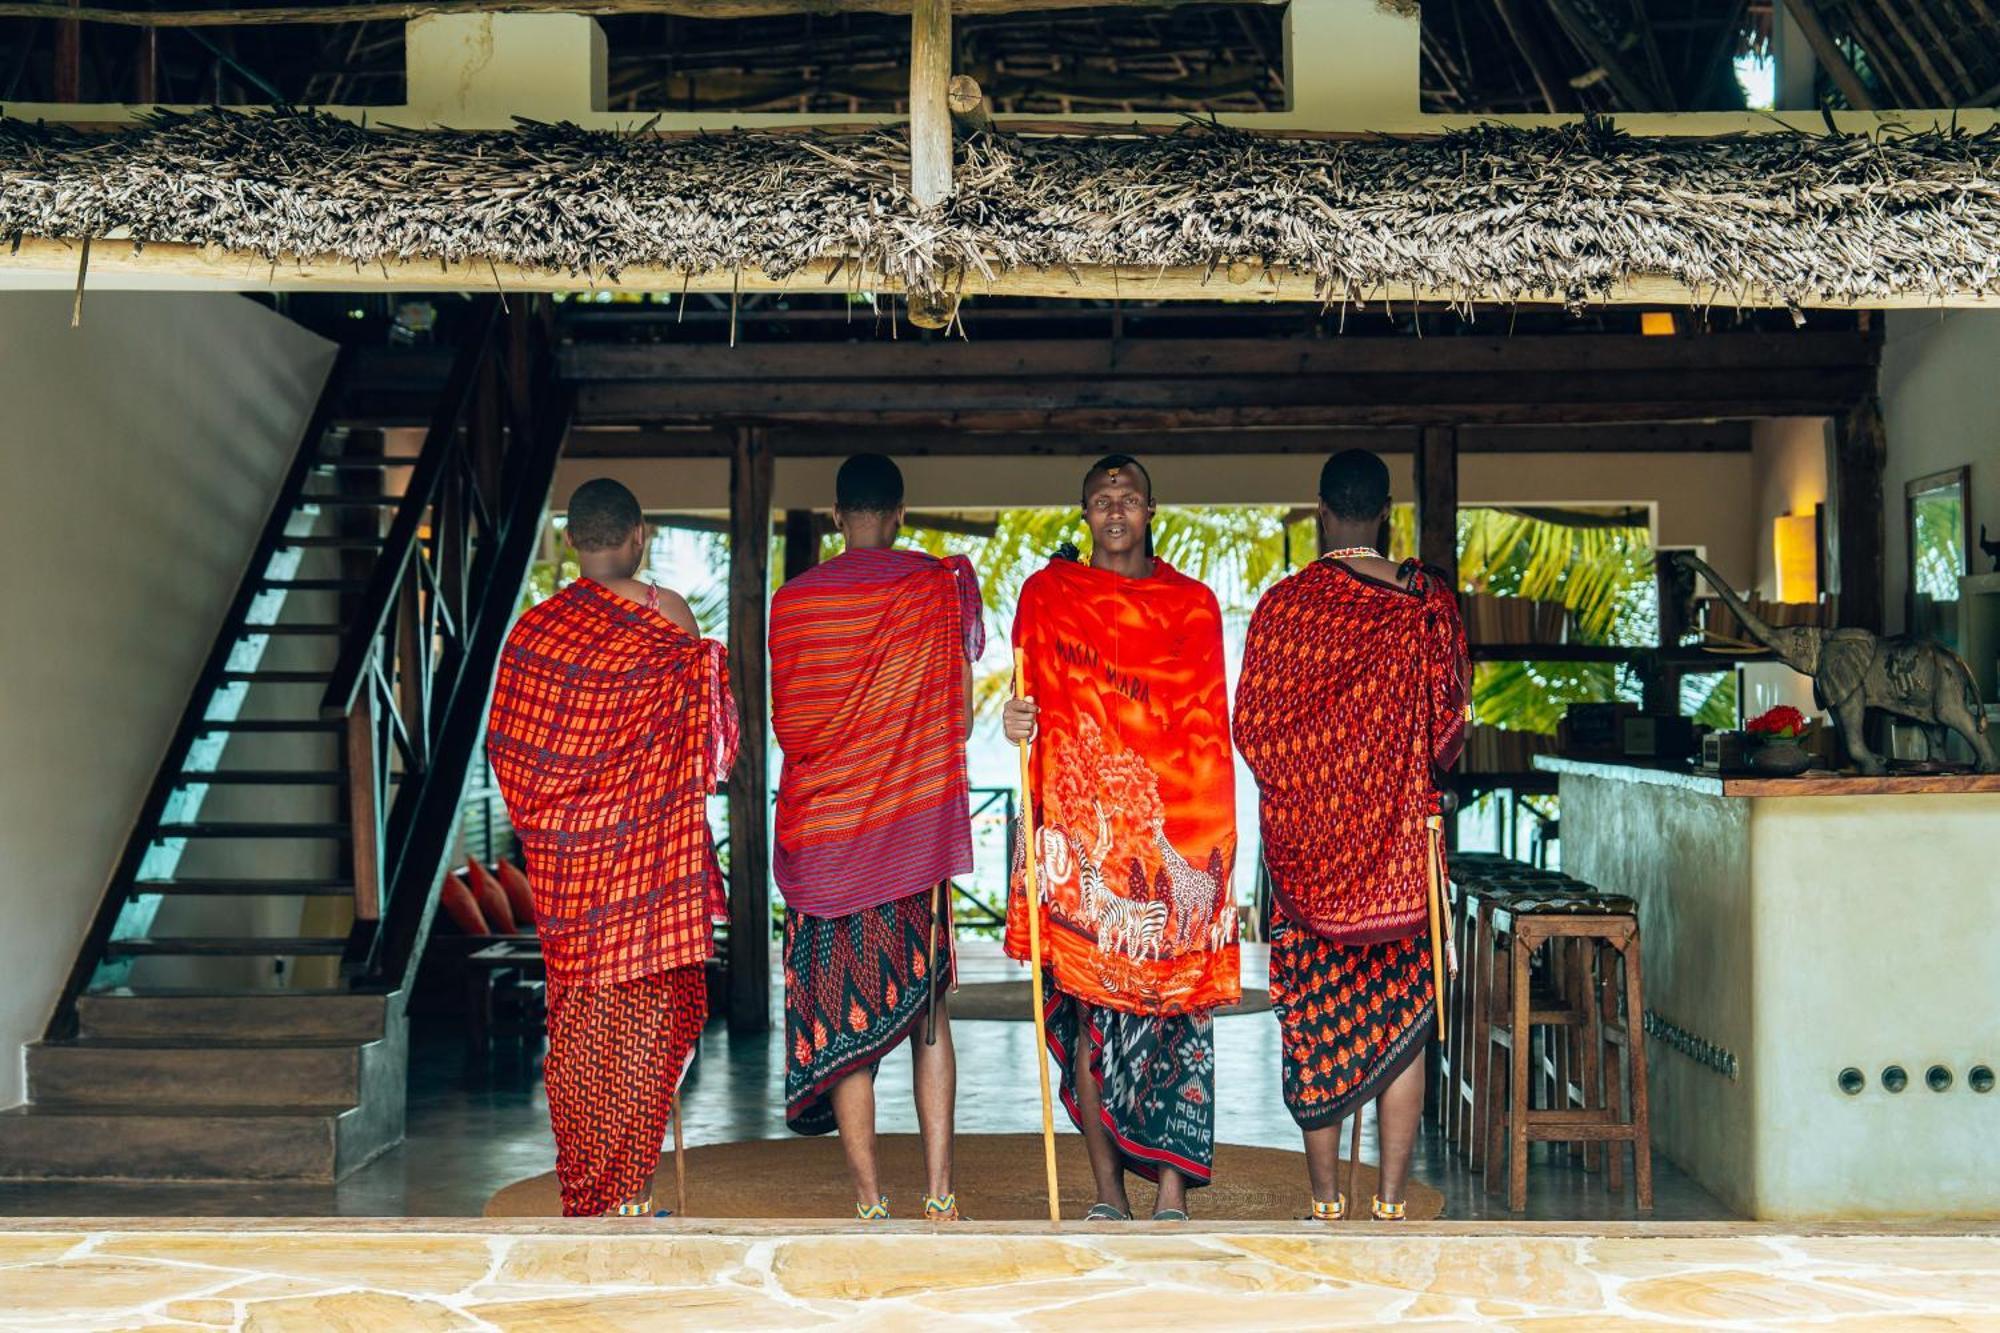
[1,1223,1996,1330]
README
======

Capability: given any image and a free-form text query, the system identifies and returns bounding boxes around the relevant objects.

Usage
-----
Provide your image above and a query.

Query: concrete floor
[0,968,1729,1221]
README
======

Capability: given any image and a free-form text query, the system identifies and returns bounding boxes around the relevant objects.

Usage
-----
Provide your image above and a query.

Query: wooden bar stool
[1483,889,1652,1213]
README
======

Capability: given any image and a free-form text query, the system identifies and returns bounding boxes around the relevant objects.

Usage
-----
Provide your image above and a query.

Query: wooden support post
[54,0,81,101]
[781,508,821,582]
[1779,0,1876,110]
[1832,400,1887,633]
[948,72,992,137]
[134,25,156,103]
[1416,425,1459,586]
[727,426,774,1034]
[1646,552,1690,714]
[347,692,383,923]
[909,0,952,207]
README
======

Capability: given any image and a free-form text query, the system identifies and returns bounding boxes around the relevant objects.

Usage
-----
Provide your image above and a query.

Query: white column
[405,13,608,128]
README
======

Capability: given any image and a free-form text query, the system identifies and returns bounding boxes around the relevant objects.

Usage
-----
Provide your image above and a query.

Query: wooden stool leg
[1443,895,1466,1145]
[1483,925,1509,1195]
[1508,927,1532,1213]
[1600,946,1624,1194]
[1472,909,1500,1175]
[1580,941,1605,1174]
[1621,933,1654,1213]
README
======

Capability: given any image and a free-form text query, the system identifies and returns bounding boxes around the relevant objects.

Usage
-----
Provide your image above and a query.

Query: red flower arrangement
[1747,705,1810,739]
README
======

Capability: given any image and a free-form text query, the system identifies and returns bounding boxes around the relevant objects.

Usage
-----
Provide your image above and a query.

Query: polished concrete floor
[0,957,1729,1221]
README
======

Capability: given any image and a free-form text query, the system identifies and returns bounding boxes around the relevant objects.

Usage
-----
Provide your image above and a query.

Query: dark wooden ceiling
[0,2,1993,114]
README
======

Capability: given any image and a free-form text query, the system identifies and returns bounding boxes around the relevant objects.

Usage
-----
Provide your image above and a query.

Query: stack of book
[1699,596,1826,644]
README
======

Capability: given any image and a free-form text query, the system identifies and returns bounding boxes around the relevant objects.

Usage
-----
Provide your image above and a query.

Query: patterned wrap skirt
[1044,987,1217,1186]
[784,884,956,1136]
[543,965,707,1217]
[1267,899,1435,1131]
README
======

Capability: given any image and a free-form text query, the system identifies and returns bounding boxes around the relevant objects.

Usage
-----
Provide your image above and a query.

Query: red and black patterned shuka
[488,578,738,1216]
[1234,558,1469,1129]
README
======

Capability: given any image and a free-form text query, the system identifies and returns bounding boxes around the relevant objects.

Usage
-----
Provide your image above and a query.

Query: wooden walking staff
[924,879,943,1046]
[1424,813,1457,1042]
[671,1092,687,1218]
[1014,648,1063,1227]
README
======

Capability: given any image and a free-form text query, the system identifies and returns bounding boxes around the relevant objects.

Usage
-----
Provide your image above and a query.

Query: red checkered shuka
[488,579,738,986]
[1232,559,1468,945]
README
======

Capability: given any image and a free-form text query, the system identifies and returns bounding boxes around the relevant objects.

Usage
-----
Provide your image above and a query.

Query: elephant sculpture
[1676,553,1996,776]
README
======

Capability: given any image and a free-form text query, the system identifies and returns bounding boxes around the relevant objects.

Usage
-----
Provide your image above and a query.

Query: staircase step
[217,670,337,684]
[0,1103,387,1183]
[234,624,347,636]
[298,495,404,508]
[314,457,418,470]
[173,770,375,786]
[273,536,386,549]
[133,879,355,897]
[28,1038,371,1109]
[192,718,344,734]
[256,578,371,593]
[154,823,349,839]
[103,937,349,958]
[77,990,390,1041]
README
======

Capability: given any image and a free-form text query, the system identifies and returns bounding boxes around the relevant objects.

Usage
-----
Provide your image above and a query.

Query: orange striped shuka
[487,578,738,986]
[1004,555,1241,1016]
[770,547,985,918]
[1232,558,1469,944]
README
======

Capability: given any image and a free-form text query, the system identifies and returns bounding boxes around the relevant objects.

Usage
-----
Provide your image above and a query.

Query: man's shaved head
[565,478,644,552]
[1318,449,1391,521]
[1082,453,1154,505]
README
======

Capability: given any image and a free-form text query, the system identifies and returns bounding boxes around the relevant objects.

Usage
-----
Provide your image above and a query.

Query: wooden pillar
[1416,425,1460,585]
[1832,401,1887,633]
[781,509,821,583]
[53,0,81,102]
[1646,552,1691,714]
[726,427,774,1034]
[909,0,953,207]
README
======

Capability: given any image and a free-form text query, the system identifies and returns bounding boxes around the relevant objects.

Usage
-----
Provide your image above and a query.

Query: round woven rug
[485,1133,1444,1221]
[948,980,1271,1021]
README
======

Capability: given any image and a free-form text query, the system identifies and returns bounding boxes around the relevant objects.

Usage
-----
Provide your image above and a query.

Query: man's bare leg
[1374,1049,1428,1205]
[912,998,957,1203]
[1153,1165,1189,1216]
[1302,1121,1344,1205]
[1071,1002,1132,1216]
[614,1173,656,1214]
[829,1070,882,1211]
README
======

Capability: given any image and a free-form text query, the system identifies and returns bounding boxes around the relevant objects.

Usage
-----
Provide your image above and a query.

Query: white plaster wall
[0,292,334,1103]
[1750,418,1830,601]
[1748,794,2000,1220]
[1880,311,2000,635]
[560,450,1759,588]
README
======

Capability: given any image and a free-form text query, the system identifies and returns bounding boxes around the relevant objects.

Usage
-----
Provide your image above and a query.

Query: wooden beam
[1415,425,1459,584]
[1544,0,1664,111]
[726,426,773,1034]
[1831,399,1886,633]
[53,0,80,102]
[1779,0,1876,110]
[16,239,2000,311]
[0,0,1281,25]
[1493,0,1582,113]
[908,0,951,208]
[781,507,820,581]
[568,421,1755,458]
[948,73,993,137]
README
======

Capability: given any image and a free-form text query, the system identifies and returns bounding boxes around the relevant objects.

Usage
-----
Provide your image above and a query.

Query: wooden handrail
[320,296,501,722]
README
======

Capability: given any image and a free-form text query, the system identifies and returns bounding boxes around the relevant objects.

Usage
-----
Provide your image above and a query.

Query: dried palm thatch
[3,108,1999,308]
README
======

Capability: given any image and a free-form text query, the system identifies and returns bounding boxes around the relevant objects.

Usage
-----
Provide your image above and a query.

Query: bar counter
[1533,756,2000,1221]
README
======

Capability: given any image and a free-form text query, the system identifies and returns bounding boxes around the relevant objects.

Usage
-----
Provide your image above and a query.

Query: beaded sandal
[923,1193,962,1222]
[1150,1208,1191,1223]
[1083,1203,1132,1222]
[856,1196,891,1221]
[612,1199,664,1218]
[1370,1196,1408,1222]
[1308,1195,1347,1223]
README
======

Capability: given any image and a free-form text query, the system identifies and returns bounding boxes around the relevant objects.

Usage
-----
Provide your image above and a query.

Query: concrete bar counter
[1534,756,2000,1221]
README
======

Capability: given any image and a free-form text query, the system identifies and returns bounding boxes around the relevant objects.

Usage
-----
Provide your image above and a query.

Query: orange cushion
[440,873,490,936]
[465,858,516,935]
[495,859,537,931]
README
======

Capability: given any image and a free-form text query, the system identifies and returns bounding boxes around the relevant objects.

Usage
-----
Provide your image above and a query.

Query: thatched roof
[4,109,2000,308]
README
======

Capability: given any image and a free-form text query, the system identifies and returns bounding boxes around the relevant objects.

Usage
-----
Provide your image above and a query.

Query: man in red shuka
[1233,449,1469,1224]
[488,478,736,1218]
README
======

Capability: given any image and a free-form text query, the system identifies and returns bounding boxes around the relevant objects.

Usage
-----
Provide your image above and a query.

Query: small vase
[1749,739,1812,776]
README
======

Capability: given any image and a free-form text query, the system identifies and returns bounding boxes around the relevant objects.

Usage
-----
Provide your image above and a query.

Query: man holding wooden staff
[1002,454,1240,1223]
[1233,449,1470,1222]
[770,454,983,1222]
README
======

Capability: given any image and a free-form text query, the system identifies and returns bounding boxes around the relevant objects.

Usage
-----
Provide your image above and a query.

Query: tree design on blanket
[1038,716,1235,963]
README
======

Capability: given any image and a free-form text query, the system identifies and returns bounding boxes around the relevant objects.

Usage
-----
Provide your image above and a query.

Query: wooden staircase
[0,298,571,1183]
